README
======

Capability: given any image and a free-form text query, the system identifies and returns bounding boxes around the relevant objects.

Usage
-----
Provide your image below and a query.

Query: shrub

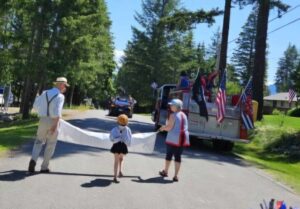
[272,109,282,115]
[264,131,300,160]
[288,107,300,117]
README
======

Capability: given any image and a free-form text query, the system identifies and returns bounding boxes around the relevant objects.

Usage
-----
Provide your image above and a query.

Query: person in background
[177,71,190,89]
[28,77,69,174]
[159,99,190,182]
[110,114,132,183]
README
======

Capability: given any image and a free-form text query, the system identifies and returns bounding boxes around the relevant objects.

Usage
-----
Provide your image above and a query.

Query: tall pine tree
[234,0,289,120]
[275,44,299,92]
[0,0,115,118]
[231,7,257,86]
[117,0,198,105]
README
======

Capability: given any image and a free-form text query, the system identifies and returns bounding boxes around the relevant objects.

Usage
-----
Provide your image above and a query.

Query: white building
[264,92,298,114]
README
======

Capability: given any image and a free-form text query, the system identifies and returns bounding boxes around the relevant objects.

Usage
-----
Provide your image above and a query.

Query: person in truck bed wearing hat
[28,77,69,174]
[159,98,190,182]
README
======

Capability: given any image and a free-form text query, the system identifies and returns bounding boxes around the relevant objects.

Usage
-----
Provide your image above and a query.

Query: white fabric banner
[57,120,157,154]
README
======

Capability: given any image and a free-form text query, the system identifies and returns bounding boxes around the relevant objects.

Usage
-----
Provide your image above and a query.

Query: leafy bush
[227,81,241,95]
[288,107,300,117]
[264,131,300,160]
[272,109,282,115]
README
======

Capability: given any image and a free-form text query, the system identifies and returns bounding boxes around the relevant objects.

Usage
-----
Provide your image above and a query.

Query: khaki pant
[31,117,58,170]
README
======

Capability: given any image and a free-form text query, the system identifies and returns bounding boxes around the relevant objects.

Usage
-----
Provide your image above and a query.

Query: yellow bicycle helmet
[117,114,128,126]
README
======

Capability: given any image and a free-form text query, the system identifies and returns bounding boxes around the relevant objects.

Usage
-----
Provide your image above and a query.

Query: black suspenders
[46,92,59,117]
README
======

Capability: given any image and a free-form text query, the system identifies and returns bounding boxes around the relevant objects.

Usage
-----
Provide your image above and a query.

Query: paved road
[1,110,300,209]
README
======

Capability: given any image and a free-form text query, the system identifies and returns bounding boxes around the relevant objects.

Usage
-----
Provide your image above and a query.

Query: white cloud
[114,49,125,68]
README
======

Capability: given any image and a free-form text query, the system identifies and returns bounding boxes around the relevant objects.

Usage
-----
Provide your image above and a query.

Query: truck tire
[127,111,133,118]
[223,141,234,152]
[213,140,234,152]
[190,136,203,147]
[213,140,224,151]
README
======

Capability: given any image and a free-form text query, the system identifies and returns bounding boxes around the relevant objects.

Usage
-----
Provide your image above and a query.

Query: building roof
[264,92,297,102]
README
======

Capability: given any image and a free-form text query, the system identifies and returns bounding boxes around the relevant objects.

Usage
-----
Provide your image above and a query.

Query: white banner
[58,120,157,154]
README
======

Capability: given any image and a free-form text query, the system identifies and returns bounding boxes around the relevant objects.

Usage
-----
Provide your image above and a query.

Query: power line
[228,4,300,44]
[228,17,300,53]
[268,17,300,35]
[268,4,300,23]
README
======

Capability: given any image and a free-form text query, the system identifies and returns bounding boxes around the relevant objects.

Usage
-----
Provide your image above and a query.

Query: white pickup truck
[152,84,251,151]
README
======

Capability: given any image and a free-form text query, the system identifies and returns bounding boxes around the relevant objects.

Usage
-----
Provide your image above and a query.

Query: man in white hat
[28,77,69,173]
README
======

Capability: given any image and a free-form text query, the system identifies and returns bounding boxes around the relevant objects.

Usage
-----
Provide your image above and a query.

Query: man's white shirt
[33,87,65,118]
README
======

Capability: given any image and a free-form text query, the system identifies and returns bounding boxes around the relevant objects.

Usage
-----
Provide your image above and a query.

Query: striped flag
[288,88,296,104]
[216,70,226,123]
[241,78,254,130]
[241,111,254,129]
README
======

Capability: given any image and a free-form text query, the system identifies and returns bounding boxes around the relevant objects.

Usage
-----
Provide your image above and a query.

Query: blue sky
[106,0,300,85]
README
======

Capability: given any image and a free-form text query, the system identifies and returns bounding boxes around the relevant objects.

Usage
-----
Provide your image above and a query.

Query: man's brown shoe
[28,159,36,173]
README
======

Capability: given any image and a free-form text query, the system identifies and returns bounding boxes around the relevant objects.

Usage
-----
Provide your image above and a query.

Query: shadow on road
[132,176,173,184]
[81,178,112,188]
[0,170,33,181]
[0,169,140,182]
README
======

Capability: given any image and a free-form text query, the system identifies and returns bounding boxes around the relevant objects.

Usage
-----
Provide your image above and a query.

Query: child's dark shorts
[111,141,128,154]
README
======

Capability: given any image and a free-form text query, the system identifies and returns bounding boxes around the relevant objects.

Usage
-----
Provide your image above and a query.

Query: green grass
[234,115,300,193]
[0,119,38,152]
[63,105,92,111]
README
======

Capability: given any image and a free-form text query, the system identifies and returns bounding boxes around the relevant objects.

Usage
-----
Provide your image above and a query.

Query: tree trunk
[253,0,270,120]
[219,0,231,75]
[69,85,75,107]
[21,76,32,119]
[21,2,48,119]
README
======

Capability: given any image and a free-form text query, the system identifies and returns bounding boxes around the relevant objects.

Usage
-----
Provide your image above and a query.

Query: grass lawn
[64,104,92,111]
[234,115,300,193]
[0,119,38,152]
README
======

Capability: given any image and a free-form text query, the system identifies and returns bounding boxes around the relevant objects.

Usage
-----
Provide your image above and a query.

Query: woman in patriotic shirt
[159,99,190,182]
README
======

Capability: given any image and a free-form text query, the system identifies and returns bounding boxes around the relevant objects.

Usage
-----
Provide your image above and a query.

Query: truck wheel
[190,136,203,147]
[213,140,224,151]
[223,141,234,152]
[213,140,234,152]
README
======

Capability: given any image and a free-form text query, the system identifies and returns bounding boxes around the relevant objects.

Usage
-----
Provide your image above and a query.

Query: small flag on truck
[241,78,254,130]
[216,70,226,123]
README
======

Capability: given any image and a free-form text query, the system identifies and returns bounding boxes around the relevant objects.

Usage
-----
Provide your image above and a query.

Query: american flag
[216,70,226,123]
[288,88,296,104]
[241,78,254,130]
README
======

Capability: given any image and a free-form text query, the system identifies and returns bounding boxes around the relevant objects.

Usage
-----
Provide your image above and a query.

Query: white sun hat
[54,77,70,87]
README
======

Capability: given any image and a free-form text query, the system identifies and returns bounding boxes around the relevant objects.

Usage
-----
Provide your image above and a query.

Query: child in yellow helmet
[109,114,132,183]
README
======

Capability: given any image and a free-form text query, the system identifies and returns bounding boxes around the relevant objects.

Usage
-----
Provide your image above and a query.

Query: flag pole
[234,76,252,108]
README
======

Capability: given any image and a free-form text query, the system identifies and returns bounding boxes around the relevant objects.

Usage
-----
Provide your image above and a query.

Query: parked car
[108,97,133,118]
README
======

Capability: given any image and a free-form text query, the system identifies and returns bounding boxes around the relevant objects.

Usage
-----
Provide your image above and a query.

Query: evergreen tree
[207,27,221,60]
[275,44,299,92]
[291,60,300,95]
[233,0,289,120]
[231,8,257,86]
[0,0,115,118]
[117,0,198,105]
